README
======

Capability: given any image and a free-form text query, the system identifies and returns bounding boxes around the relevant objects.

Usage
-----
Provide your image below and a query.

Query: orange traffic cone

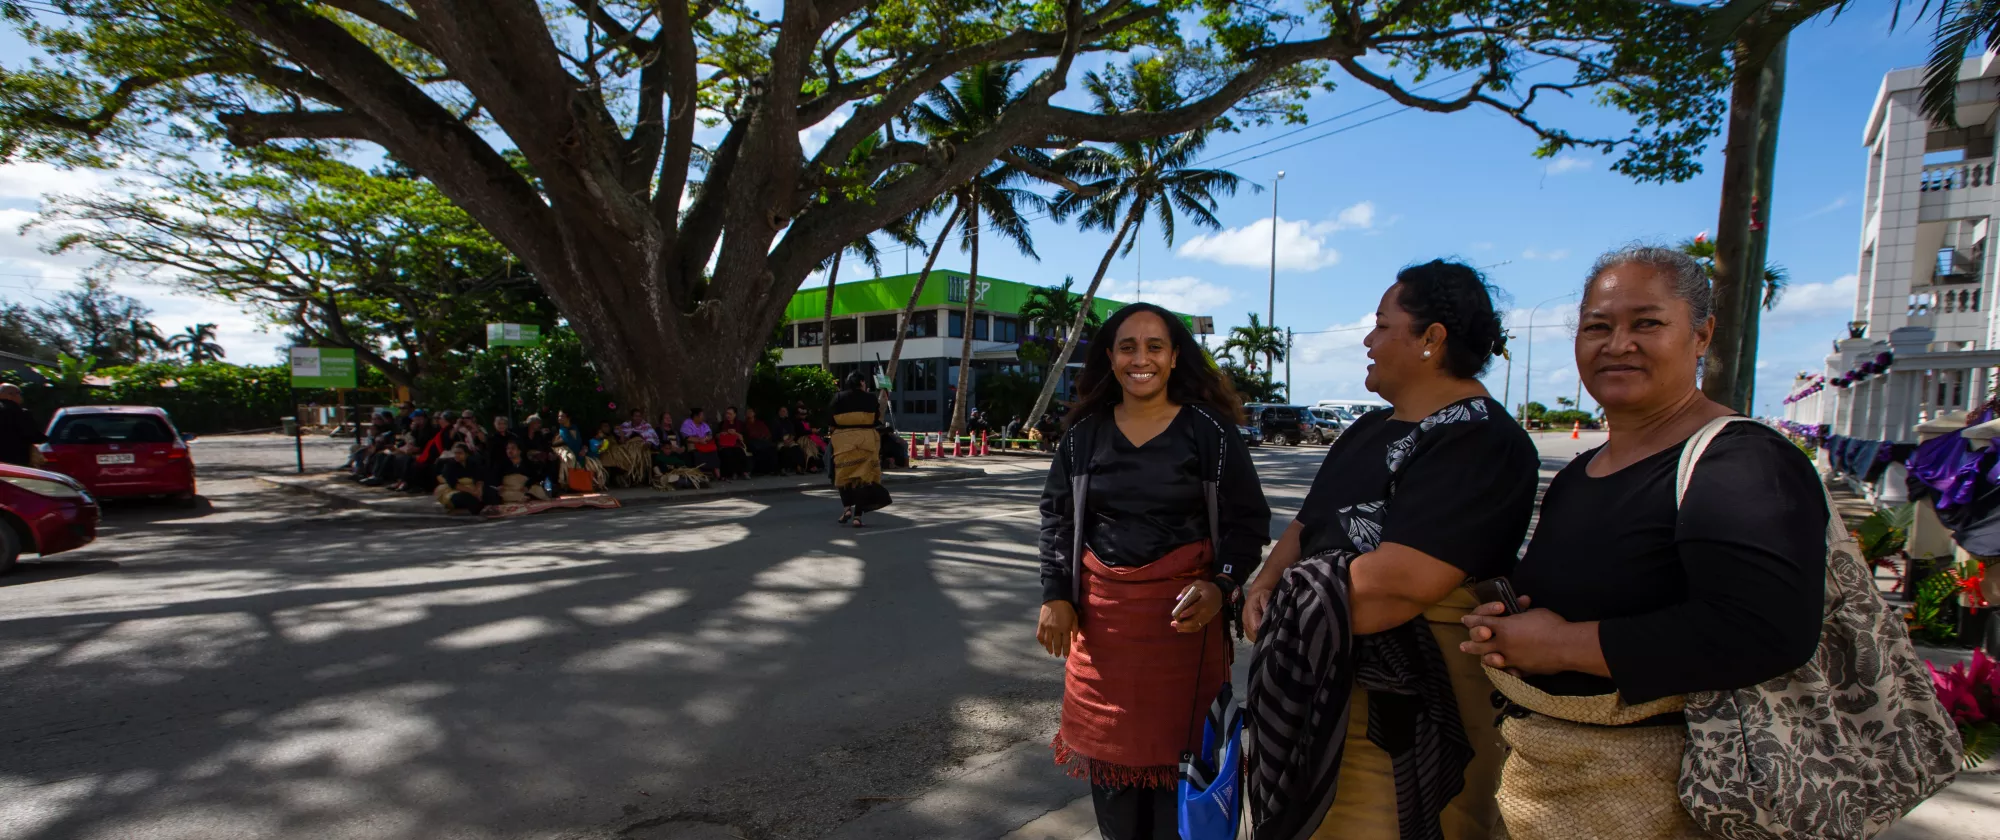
[1570,421,1581,440]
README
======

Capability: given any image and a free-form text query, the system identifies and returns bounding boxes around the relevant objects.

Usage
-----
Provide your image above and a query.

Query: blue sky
[0,10,1939,416]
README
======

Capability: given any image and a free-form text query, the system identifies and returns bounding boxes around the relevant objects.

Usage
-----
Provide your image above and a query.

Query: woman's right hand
[1243,582,1275,642]
[1037,600,1079,657]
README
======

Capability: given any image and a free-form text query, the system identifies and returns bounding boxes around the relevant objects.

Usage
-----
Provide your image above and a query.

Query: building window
[830,318,857,345]
[994,316,1019,343]
[777,324,796,349]
[1938,247,1956,278]
[901,359,938,392]
[797,321,824,347]
[974,314,990,341]
[906,310,938,337]
[865,314,899,342]
[903,399,939,415]
[949,311,965,338]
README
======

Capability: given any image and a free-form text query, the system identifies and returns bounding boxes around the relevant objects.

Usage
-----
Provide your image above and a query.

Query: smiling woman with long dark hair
[1037,302,1271,840]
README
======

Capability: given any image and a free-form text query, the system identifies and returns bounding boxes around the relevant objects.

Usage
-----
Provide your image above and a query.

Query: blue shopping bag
[1178,681,1243,840]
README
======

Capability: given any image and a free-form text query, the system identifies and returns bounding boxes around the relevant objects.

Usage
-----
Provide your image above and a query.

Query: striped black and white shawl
[1244,399,1487,840]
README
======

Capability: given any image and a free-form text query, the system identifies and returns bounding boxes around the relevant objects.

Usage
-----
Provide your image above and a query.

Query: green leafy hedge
[35,361,295,434]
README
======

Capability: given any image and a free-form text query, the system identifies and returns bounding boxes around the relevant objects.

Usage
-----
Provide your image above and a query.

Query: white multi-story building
[1786,53,2000,455]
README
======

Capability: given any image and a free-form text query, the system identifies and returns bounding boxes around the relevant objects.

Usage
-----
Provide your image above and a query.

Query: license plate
[96,454,135,465]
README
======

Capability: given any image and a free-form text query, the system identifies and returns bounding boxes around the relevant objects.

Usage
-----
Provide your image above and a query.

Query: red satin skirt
[1052,540,1229,788]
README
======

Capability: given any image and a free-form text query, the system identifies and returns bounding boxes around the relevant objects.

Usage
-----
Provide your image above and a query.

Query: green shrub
[59,361,294,434]
[1543,409,1597,429]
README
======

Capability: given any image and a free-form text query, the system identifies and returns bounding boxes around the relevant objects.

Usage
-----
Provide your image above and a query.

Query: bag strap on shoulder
[1675,416,1752,509]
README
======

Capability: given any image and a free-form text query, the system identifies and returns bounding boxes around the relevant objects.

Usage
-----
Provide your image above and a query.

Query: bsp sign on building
[289,347,358,389]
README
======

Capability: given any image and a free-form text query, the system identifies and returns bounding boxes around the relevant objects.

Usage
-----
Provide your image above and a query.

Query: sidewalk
[256,457,1039,519]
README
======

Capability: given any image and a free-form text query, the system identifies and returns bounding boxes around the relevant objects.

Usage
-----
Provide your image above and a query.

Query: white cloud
[1177,216,1340,271]
[1802,196,1851,219]
[1544,156,1592,175]
[1273,315,1377,400]
[1326,201,1376,232]
[1472,241,1495,251]
[0,161,122,204]
[799,106,852,159]
[1099,275,1232,315]
[1520,248,1571,261]
[1771,273,1858,318]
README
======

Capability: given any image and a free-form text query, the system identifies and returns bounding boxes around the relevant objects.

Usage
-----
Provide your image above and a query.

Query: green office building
[777,271,1204,431]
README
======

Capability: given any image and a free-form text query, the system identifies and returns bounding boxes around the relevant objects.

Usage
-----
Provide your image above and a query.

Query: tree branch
[322,0,438,54]
[217,109,385,145]
[999,151,1098,197]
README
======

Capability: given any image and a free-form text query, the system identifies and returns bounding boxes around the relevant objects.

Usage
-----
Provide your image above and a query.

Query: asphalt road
[0,433,1624,840]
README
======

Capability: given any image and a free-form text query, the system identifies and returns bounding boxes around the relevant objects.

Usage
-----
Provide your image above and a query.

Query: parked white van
[1313,399,1389,424]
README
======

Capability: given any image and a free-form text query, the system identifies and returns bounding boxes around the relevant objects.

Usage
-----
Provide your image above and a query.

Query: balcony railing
[1920,158,1996,191]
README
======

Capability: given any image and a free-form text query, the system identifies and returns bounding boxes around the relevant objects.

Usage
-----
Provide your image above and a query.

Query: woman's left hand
[1171,581,1224,633]
[1459,602,1594,675]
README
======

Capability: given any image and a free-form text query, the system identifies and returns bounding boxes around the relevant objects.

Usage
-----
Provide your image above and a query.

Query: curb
[254,465,991,520]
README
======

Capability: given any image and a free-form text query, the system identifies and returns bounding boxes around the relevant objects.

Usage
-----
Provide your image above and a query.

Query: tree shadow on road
[0,476,1064,840]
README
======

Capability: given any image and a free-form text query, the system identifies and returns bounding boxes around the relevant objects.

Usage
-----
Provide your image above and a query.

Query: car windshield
[51,414,175,444]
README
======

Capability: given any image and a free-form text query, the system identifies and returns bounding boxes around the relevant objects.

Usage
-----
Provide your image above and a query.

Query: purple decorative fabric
[1908,431,1990,510]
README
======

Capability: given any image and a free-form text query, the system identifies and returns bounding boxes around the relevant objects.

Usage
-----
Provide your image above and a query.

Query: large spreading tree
[34,148,555,400]
[0,0,1727,411]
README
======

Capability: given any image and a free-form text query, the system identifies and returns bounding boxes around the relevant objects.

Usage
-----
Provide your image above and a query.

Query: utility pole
[1284,328,1294,399]
[1266,171,1284,376]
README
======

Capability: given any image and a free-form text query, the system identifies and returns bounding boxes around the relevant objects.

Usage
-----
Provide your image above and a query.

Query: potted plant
[1929,650,2000,768]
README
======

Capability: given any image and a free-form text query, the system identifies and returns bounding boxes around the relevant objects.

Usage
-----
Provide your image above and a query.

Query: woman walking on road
[1242,260,1538,840]
[829,372,889,526]
[1038,302,1271,840]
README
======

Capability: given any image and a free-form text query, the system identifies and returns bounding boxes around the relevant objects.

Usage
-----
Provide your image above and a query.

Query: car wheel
[172,490,199,508]
[0,523,18,575]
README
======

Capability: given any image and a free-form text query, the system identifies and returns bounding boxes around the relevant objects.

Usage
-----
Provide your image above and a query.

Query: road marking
[852,506,1038,537]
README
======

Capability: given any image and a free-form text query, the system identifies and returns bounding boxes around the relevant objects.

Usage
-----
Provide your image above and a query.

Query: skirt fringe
[1050,732,1179,790]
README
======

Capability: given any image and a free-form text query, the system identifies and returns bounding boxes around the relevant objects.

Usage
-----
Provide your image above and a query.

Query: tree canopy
[0,0,1732,410]
[34,148,556,398]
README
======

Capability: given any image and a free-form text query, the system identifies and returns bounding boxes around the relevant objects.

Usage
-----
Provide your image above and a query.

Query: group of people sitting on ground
[343,400,867,513]
[999,413,1063,450]
[347,407,580,514]
[583,403,831,488]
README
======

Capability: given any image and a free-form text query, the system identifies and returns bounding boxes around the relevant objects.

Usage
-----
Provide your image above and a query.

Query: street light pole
[1266,171,1284,377]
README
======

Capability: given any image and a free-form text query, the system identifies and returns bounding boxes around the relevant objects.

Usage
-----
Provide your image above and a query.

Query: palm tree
[1018,276,1100,344]
[1902,0,2000,127]
[1024,57,1249,426]
[1222,313,1286,393]
[817,131,925,371]
[1681,235,1788,310]
[907,62,1051,436]
[167,323,225,363]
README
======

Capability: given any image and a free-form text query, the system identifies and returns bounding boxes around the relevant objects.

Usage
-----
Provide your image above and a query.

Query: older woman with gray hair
[1454,245,1841,838]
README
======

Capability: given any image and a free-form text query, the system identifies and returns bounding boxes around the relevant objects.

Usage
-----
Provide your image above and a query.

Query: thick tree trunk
[821,253,840,370]
[1704,26,1785,410]
[1733,35,1787,414]
[949,196,980,436]
[1026,199,1143,426]
[882,207,965,415]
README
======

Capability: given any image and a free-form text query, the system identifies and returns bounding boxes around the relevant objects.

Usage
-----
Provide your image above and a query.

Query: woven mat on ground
[483,493,622,518]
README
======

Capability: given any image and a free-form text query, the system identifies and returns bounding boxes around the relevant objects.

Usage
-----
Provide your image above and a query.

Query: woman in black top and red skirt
[1038,302,1272,840]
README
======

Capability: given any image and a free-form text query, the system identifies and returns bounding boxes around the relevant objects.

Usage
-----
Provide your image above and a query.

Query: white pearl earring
[1422,350,1432,359]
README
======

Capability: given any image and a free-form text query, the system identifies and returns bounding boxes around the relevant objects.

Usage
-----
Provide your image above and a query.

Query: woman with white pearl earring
[1242,260,1536,840]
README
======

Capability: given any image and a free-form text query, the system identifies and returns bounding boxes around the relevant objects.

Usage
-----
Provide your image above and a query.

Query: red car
[36,406,198,502]
[0,461,99,573]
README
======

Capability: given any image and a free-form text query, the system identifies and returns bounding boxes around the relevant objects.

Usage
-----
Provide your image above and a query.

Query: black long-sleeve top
[1512,422,1828,704]
[1038,405,1271,605]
